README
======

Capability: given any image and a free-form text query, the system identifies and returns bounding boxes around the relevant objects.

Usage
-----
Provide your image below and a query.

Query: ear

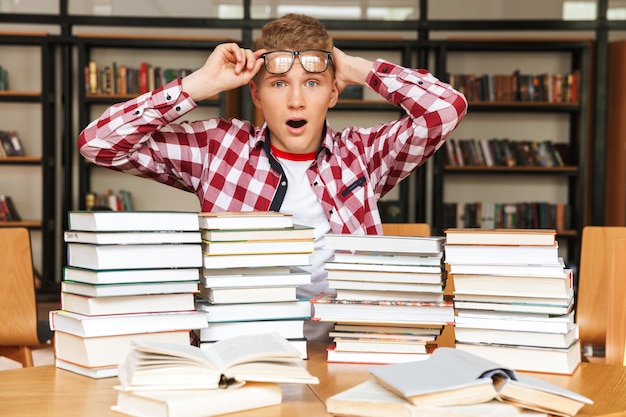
[249,80,262,109]
[328,80,339,109]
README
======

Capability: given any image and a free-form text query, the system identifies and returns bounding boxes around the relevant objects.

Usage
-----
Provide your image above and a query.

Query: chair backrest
[0,228,41,346]
[577,226,626,353]
[382,223,431,237]
[606,238,626,366]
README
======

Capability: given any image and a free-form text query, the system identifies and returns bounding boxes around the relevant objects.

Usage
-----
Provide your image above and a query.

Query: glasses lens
[265,51,294,74]
[299,51,329,73]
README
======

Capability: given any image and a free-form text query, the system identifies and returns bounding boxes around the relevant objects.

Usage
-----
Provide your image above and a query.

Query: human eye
[272,80,287,88]
[305,80,319,87]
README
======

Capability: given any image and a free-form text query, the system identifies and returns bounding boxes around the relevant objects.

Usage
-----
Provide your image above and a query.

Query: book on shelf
[454,324,580,350]
[112,381,282,417]
[67,243,203,270]
[324,233,444,254]
[368,347,591,415]
[0,130,25,156]
[53,330,191,369]
[326,344,432,365]
[198,285,297,304]
[331,251,443,266]
[333,289,445,303]
[455,340,582,375]
[201,238,314,255]
[310,293,454,326]
[0,194,21,221]
[55,358,118,379]
[325,261,442,275]
[454,310,576,334]
[443,243,559,265]
[326,379,550,417]
[60,291,196,316]
[326,269,442,285]
[195,319,305,342]
[198,211,293,230]
[61,280,199,298]
[117,332,318,391]
[203,252,311,269]
[201,224,314,242]
[200,267,311,288]
[453,297,574,316]
[333,323,444,337]
[63,230,202,245]
[67,210,200,232]
[195,297,312,323]
[450,270,573,298]
[63,266,201,285]
[49,310,208,337]
[447,260,567,278]
[444,228,557,246]
[332,337,431,354]
[327,279,444,294]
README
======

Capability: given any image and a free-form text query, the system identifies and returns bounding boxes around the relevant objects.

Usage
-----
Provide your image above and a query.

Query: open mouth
[287,119,307,129]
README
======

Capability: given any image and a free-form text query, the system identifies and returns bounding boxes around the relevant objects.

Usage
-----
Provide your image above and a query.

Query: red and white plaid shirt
[79,59,467,235]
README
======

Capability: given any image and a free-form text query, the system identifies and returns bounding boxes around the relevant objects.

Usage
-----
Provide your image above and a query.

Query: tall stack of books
[193,211,315,358]
[444,228,580,374]
[50,210,207,378]
[311,234,453,364]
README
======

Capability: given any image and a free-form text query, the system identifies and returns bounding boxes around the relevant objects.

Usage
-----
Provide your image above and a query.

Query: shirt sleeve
[360,59,468,197]
[77,79,210,192]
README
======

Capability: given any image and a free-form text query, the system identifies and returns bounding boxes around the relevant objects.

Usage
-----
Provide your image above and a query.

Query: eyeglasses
[261,50,332,74]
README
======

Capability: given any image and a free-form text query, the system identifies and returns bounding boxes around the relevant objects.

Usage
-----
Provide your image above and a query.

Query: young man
[79,14,467,339]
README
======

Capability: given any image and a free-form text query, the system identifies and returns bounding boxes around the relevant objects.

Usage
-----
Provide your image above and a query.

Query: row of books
[85,60,192,96]
[444,138,567,168]
[84,189,133,211]
[311,233,452,364]
[0,194,21,221]
[443,201,571,231]
[0,129,25,157]
[448,71,579,103]
[0,65,7,90]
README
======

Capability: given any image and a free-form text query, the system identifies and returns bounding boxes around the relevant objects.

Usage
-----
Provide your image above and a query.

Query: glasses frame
[261,49,333,75]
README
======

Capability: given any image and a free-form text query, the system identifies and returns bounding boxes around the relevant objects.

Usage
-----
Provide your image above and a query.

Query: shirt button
[175,106,181,111]
[382,67,389,73]
[329,209,334,214]
[373,80,379,86]
[313,181,318,186]
[418,81,424,85]
[166,94,172,100]
[281,181,287,186]
[133,110,140,115]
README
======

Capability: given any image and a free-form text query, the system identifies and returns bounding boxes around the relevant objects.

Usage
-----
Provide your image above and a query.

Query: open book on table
[367,347,592,417]
[117,332,319,391]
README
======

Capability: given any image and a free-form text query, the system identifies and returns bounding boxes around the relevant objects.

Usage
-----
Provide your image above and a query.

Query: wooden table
[304,341,626,417]
[1,342,625,417]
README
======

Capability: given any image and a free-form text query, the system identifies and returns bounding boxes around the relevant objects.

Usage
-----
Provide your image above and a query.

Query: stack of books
[311,234,453,364]
[444,228,581,374]
[50,210,207,378]
[193,211,315,358]
[112,332,319,417]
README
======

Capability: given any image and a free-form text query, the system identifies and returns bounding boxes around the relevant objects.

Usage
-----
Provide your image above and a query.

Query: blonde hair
[258,14,333,52]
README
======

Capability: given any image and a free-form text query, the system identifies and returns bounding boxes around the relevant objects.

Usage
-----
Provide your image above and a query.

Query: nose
[287,85,305,109]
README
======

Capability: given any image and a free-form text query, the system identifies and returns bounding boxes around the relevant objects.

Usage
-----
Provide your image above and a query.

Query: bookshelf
[75,35,241,212]
[430,39,591,264]
[0,31,57,288]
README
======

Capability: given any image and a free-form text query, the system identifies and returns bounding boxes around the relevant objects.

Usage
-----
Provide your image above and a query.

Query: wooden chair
[0,228,54,367]
[606,238,626,366]
[381,223,431,237]
[577,226,626,362]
